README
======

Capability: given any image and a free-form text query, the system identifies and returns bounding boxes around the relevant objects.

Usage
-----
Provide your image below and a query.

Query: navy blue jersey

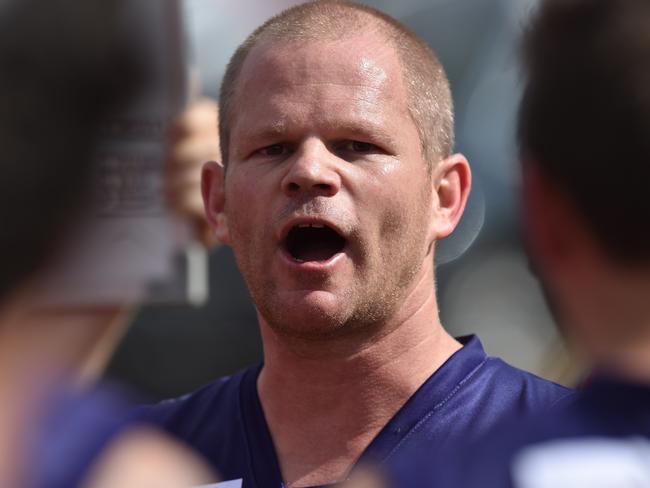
[31,384,137,488]
[135,336,572,487]
[435,375,650,488]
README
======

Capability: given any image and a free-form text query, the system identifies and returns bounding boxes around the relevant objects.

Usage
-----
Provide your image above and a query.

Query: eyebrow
[331,121,398,147]
[240,119,398,148]
[243,121,288,143]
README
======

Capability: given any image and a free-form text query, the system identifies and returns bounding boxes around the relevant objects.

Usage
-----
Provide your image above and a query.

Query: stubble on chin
[234,192,430,342]
[250,249,424,344]
[243,274,366,341]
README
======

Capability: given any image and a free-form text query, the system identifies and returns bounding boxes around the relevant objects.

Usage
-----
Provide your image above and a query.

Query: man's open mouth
[283,223,347,263]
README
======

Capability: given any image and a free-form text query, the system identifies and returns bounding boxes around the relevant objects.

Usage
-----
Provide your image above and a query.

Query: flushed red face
[211,33,449,339]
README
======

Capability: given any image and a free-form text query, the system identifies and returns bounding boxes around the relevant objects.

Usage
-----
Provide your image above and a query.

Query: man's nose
[281,141,341,197]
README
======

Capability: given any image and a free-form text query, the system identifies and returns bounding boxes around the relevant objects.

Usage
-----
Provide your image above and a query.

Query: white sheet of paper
[35,0,207,307]
[196,480,243,488]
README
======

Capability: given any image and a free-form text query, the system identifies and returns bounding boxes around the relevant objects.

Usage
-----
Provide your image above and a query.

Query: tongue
[295,240,340,262]
[287,226,345,262]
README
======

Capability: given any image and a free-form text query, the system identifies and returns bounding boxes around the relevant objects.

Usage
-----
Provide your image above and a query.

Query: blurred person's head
[0,1,147,485]
[0,5,220,488]
[519,0,650,371]
[0,0,141,305]
[202,0,471,341]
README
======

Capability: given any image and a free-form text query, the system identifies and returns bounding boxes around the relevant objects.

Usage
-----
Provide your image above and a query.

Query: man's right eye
[258,144,289,157]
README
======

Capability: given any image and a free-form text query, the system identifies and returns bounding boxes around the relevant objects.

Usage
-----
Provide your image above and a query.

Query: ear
[430,153,472,241]
[201,161,231,245]
[523,162,565,269]
[522,161,591,271]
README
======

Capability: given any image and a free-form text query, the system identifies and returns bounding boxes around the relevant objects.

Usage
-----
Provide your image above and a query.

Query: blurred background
[106,0,578,401]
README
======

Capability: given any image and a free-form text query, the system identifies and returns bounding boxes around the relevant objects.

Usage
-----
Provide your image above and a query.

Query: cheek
[224,176,259,241]
[371,165,430,235]
[376,186,432,253]
[356,185,412,254]
[378,201,405,238]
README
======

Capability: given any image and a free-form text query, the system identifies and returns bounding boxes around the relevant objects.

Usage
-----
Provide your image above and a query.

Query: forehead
[230,33,411,141]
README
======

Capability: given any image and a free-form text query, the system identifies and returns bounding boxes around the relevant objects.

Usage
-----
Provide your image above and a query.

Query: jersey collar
[239,335,488,487]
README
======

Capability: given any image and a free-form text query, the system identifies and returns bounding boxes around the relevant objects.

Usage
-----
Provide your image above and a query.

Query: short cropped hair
[519,0,650,262]
[219,0,453,170]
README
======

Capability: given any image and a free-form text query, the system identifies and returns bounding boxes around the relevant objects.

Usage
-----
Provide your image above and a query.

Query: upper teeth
[298,223,325,228]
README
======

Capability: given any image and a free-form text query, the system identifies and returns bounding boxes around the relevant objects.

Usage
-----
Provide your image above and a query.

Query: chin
[258,290,354,340]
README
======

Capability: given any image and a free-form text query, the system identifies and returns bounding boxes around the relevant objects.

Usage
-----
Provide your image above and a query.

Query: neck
[562,265,650,384]
[0,291,128,487]
[595,332,650,384]
[574,307,650,385]
[257,268,460,487]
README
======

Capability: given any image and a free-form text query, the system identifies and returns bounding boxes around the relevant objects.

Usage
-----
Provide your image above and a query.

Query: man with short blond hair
[137,2,571,486]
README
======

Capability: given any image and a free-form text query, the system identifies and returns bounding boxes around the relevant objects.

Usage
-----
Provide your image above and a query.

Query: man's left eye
[341,141,378,153]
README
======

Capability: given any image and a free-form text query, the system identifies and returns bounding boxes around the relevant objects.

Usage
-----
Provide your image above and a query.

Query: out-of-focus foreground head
[519,0,650,264]
[0,0,143,304]
[219,0,454,171]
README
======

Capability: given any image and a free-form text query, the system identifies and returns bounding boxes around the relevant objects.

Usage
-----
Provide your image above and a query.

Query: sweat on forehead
[219,0,454,168]
[228,36,407,162]
[235,33,401,108]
